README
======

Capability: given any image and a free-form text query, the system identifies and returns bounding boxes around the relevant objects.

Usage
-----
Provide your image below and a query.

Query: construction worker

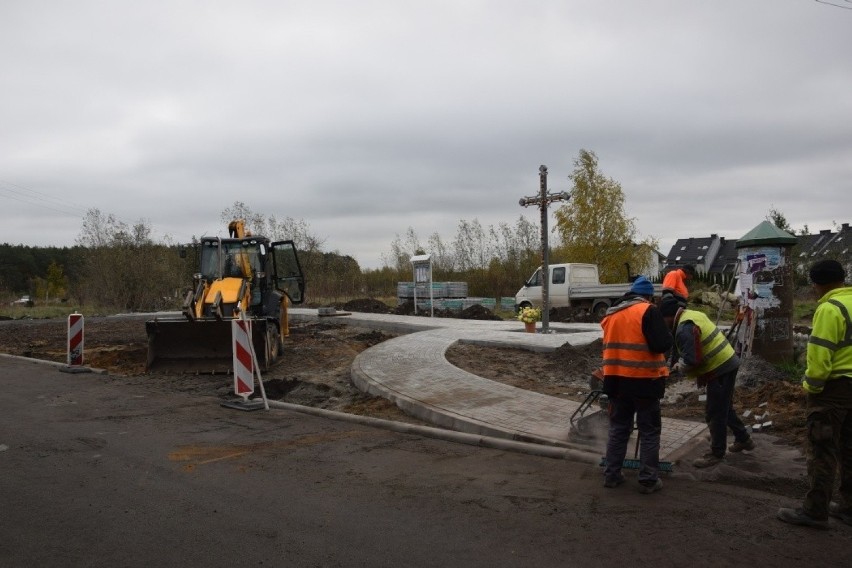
[601,276,672,494]
[661,264,696,302]
[659,295,753,468]
[777,259,852,529]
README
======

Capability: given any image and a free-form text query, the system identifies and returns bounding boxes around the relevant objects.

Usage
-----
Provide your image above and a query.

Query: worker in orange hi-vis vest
[600,276,672,495]
[661,264,696,302]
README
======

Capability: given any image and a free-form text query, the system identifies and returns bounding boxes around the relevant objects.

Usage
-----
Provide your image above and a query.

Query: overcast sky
[1,1,850,269]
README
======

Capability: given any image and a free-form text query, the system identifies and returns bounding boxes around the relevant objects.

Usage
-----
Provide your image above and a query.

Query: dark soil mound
[458,305,502,320]
[392,301,501,320]
[551,307,598,323]
[341,298,393,314]
[548,338,602,372]
[393,301,416,316]
[392,300,452,317]
[353,330,394,345]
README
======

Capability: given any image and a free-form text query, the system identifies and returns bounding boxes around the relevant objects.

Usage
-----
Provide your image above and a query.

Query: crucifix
[519,165,571,333]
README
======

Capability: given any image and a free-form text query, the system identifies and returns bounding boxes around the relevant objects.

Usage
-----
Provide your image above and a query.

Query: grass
[793,301,816,322]
[0,304,108,320]
[775,359,807,383]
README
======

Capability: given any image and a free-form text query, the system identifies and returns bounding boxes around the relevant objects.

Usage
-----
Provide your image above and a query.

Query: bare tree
[76,209,185,310]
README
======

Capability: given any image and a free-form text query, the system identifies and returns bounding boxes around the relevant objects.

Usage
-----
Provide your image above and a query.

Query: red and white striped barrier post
[231,319,255,399]
[229,316,270,410]
[67,313,84,366]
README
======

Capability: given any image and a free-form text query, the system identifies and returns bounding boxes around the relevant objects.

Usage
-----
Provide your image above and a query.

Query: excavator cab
[145,225,305,374]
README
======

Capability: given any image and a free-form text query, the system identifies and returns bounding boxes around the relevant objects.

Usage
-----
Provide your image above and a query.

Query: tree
[553,149,657,283]
[76,209,185,310]
[766,206,794,234]
[452,219,490,271]
[381,215,543,299]
[382,227,424,274]
[33,261,68,302]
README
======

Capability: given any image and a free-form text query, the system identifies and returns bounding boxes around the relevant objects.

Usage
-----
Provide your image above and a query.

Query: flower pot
[524,322,536,333]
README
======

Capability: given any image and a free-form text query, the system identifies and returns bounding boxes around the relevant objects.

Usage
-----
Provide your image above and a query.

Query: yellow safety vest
[675,309,735,379]
[804,286,852,394]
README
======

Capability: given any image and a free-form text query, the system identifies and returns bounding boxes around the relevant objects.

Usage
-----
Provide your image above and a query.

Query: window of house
[697,255,703,261]
[675,256,681,261]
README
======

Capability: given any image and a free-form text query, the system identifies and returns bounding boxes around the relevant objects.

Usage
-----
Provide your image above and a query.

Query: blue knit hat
[630,276,654,297]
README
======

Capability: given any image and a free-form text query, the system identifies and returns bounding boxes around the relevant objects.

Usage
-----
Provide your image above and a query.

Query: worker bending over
[659,294,754,468]
[661,264,696,303]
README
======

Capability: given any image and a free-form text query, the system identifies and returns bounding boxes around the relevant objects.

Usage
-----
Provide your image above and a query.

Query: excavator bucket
[145,317,272,374]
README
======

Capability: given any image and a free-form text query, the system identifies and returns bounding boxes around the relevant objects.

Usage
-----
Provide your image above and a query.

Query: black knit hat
[659,293,687,317]
[809,260,846,285]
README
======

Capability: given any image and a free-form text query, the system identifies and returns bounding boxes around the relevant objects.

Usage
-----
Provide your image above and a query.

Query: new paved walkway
[290,308,707,461]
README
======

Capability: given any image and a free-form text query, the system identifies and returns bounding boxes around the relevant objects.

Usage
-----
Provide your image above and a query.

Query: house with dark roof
[662,223,852,279]
[663,234,731,276]
[793,223,851,273]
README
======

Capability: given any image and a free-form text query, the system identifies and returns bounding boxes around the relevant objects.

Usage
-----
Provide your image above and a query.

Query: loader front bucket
[145,317,272,374]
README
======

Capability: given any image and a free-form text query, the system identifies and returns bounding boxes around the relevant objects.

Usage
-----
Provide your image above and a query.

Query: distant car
[11,296,34,307]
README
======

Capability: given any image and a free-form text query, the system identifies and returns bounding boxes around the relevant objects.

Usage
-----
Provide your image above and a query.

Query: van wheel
[592,302,609,320]
[518,301,532,311]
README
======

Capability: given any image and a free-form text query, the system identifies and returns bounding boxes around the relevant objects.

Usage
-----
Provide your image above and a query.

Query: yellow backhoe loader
[145,220,305,373]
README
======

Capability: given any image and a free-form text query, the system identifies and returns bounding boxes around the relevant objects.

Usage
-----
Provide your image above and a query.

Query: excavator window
[224,254,242,277]
[271,240,305,304]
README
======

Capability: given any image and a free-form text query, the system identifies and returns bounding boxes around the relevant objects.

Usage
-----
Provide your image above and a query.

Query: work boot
[830,502,852,527]
[777,507,829,529]
[603,476,625,489]
[692,452,725,468]
[638,479,662,494]
[728,437,755,453]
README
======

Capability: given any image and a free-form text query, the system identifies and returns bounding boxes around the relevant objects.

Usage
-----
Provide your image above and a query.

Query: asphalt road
[1,357,851,568]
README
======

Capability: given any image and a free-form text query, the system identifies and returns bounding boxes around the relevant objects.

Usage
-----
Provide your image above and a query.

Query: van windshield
[528,269,542,287]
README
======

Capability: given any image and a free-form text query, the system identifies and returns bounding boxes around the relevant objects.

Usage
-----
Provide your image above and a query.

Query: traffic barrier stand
[60,312,93,374]
[221,315,269,411]
[67,312,84,365]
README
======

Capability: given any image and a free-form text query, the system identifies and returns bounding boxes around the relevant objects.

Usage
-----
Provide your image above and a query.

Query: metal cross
[519,165,571,333]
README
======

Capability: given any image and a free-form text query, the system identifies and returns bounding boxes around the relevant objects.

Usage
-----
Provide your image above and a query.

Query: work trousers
[604,395,661,485]
[803,378,852,520]
[705,368,750,458]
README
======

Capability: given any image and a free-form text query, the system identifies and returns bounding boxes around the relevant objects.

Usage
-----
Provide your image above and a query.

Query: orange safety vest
[662,269,688,298]
[601,301,669,379]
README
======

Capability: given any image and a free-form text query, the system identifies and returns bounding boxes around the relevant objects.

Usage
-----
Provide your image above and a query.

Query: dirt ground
[0,302,814,499]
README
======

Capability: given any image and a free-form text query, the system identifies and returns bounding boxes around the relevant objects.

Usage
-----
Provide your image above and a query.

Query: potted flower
[517,306,541,333]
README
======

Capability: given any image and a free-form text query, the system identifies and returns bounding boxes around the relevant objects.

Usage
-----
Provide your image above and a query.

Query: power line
[0,179,90,217]
[815,0,852,10]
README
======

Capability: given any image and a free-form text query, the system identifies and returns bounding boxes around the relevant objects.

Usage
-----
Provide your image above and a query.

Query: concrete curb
[0,353,107,374]
[265,400,601,464]
[350,347,572,447]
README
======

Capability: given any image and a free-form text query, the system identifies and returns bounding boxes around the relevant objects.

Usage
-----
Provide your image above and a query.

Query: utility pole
[519,165,571,333]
